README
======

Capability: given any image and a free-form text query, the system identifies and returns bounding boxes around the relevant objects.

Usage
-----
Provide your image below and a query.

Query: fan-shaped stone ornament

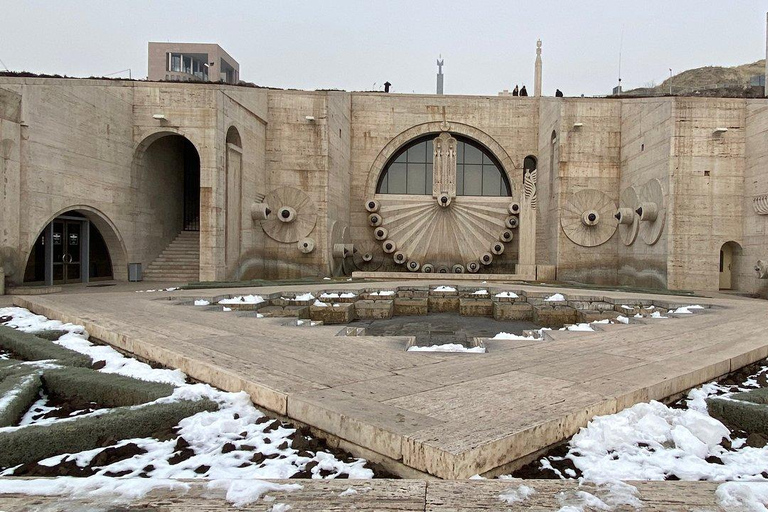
[617,186,639,246]
[638,178,666,245]
[353,240,383,271]
[330,221,353,276]
[561,189,618,247]
[261,187,317,243]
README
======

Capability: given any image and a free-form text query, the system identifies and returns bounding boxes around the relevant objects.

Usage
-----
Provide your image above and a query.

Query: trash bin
[128,263,142,282]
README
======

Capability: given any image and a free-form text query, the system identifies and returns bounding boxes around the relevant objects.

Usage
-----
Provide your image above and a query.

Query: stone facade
[1,76,767,295]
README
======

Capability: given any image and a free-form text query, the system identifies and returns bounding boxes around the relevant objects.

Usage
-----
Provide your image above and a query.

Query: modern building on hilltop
[147,42,239,84]
[1,38,768,297]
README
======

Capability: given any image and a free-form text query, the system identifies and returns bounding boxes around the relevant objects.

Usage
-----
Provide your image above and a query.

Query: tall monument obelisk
[534,40,542,97]
[436,56,444,95]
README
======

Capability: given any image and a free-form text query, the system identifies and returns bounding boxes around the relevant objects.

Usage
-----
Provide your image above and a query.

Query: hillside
[623,59,765,97]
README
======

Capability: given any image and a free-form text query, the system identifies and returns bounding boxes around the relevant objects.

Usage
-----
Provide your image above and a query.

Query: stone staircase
[143,231,200,282]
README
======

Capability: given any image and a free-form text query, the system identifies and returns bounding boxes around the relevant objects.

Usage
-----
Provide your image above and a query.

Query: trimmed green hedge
[0,326,92,367]
[0,370,42,428]
[42,367,175,408]
[0,398,217,468]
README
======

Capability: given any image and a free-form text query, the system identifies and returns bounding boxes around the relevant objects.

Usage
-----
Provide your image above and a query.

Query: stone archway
[719,241,743,290]
[22,206,128,285]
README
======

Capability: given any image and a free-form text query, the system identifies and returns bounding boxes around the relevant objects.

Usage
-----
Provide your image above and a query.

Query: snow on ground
[673,305,705,314]
[527,361,768,487]
[312,300,328,308]
[218,295,265,305]
[545,293,566,302]
[407,343,486,353]
[136,288,179,293]
[291,293,314,301]
[433,286,457,292]
[319,292,356,299]
[193,299,210,306]
[494,291,519,298]
[0,307,374,504]
[369,290,395,296]
[472,289,489,295]
[497,483,535,504]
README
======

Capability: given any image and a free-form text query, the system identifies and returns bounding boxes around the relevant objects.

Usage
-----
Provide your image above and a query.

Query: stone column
[517,168,537,279]
[534,40,542,98]
[432,132,457,198]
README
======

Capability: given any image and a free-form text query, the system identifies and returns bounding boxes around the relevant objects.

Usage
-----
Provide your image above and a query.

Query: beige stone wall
[326,92,353,274]
[617,98,674,288]
[667,98,746,291]
[741,101,768,296]
[554,99,621,284]
[536,98,562,267]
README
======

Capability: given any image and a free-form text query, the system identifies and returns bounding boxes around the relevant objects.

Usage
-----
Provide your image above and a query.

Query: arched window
[376,133,511,196]
[524,155,537,171]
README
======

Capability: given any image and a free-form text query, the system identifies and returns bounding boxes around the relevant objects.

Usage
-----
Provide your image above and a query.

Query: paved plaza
[13,281,768,479]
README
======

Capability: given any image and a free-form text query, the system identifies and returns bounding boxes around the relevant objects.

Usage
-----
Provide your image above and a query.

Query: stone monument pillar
[534,40,542,97]
[436,57,444,95]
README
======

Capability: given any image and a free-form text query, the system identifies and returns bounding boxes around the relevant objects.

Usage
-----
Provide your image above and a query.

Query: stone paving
[0,478,734,510]
[10,281,768,479]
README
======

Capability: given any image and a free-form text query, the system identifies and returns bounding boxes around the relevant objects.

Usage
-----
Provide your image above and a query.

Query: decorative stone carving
[373,227,388,241]
[393,251,407,264]
[491,242,505,255]
[297,238,315,254]
[480,253,493,265]
[406,260,420,272]
[756,260,768,279]
[505,216,519,229]
[499,230,514,243]
[261,187,317,243]
[250,202,271,221]
[753,195,768,215]
[561,189,618,247]
[421,264,434,273]
[523,168,538,211]
[638,179,666,245]
[617,187,639,246]
[508,202,521,215]
[452,264,465,274]
[466,261,480,273]
[433,132,457,198]
[353,241,383,272]
[365,199,380,213]
[382,240,397,253]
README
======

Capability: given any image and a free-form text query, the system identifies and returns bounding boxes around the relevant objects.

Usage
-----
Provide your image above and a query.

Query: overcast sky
[1,1,765,96]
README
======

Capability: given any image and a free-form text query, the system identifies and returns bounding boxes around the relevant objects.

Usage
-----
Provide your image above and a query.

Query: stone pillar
[765,13,768,97]
[432,132,457,198]
[517,168,537,278]
[534,39,542,97]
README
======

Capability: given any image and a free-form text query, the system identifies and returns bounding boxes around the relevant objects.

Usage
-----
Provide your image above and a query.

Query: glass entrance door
[52,220,82,284]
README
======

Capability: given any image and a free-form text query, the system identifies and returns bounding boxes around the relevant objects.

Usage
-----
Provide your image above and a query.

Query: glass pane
[406,163,427,194]
[482,165,501,196]
[456,141,464,163]
[464,144,482,165]
[379,173,388,193]
[463,165,482,195]
[407,142,428,163]
[426,140,434,163]
[387,163,407,194]
[456,164,464,195]
[426,162,434,194]
[393,151,407,164]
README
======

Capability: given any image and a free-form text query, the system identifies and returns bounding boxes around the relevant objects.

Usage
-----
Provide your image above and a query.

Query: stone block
[708,389,768,436]
[360,290,397,300]
[459,298,493,317]
[493,302,534,321]
[317,291,359,303]
[428,297,460,313]
[533,305,578,328]
[309,303,356,324]
[396,287,429,299]
[536,264,557,281]
[577,309,620,323]
[258,305,310,319]
[394,297,428,316]
[355,300,394,320]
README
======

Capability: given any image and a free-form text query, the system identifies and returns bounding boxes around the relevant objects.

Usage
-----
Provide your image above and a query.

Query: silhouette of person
[520,86,528,97]
[512,85,519,96]
[555,89,563,97]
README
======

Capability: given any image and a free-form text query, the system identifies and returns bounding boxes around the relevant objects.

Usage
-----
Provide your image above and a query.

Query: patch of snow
[207,480,302,508]
[717,482,768,512]
[407,344,486,353]
[0,374,37,413]
[615,315,629,324]
[0,477,190,504]
[495,291,519,298]
[312,300,328,308]
[492,332,536,341]
[498,484,535,504]
[564,323,595,332]
[194,299,210,306]
[545,293,566,302]
[292,293,314,301]
[433,286,456,292]
[650,311,668,319]
[472,289,489,295]
[556,489,610,511]
[673,305,704,314]
[621,305,634,310]
[218,295,264,305]
[323,277,331,280]
[369,290,395,296]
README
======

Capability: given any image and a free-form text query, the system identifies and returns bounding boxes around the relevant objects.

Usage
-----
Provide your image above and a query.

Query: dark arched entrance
[23,209,126,285]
